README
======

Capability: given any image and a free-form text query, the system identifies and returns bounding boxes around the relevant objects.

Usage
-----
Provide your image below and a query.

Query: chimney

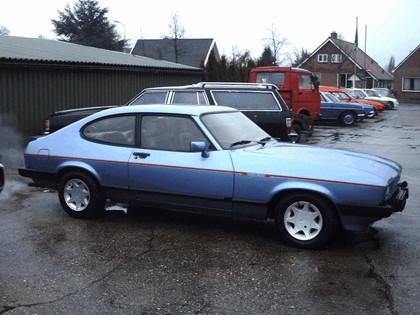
[330,32,338,39]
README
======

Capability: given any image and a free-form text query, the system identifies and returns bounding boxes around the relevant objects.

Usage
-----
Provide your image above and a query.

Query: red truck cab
[249,67,321,120]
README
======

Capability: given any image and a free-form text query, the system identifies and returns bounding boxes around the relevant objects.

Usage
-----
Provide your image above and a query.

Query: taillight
[43,119,50,134]
[286,118,292,133]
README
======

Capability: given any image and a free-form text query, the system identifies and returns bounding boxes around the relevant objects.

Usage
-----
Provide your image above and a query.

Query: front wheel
[58,171,105,219]
[275,193,338,248]
[387,101,394,109]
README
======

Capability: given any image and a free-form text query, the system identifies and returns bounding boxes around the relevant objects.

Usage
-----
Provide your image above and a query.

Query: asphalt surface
[1,103,419,314]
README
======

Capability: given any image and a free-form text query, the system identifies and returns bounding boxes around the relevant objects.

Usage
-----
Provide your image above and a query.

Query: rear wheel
[339,111,356,126]
[275,193,338,248]
[58,171,105,219]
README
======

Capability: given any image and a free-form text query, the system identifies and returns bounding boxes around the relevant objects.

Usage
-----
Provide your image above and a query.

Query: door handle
[133,152,150,159]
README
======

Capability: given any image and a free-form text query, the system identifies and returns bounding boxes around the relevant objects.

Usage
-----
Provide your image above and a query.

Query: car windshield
[333,92,350,101]
[365,89,380,97]
[354,90,366,98]
[201,111,270,149]
[326,92,341,102]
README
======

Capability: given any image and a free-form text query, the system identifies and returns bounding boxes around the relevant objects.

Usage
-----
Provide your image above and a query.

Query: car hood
[235,142,401,187]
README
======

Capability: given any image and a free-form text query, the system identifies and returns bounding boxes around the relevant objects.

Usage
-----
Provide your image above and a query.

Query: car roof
[94,104,238,118]
[141,82,279,92]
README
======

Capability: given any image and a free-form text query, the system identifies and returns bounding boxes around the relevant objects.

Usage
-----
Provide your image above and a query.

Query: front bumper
[338,181,409,232]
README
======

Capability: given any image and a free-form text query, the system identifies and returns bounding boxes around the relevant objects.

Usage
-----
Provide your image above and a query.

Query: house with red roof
[299,32,393,90]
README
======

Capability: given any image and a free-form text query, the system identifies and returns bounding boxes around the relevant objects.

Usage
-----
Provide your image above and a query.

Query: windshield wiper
[230,140,252,148]
[230,137,274,148]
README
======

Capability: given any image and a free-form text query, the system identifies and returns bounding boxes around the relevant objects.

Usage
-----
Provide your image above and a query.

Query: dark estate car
[41,83,298,142]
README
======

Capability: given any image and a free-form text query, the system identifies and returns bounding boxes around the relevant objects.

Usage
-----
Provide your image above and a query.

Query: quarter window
[130,92,167,105]
[83,115,136,146]
[317,54,328,63]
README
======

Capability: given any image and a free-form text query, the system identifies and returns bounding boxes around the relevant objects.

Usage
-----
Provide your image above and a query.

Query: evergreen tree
[51,0,124,51]
[386,56,396,73]
[257,46,276,66]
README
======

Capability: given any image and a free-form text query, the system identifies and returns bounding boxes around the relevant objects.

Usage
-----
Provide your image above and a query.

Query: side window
[130,92,168,105]
[298,75,314,90]
[212,91,280,110]
[255,72,285,86]
[141,115,209,151]
[172,91,207,104]
[83,115,136,146]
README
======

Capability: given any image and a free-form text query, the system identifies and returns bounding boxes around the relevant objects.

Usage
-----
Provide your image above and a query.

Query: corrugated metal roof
[0,35,201,70]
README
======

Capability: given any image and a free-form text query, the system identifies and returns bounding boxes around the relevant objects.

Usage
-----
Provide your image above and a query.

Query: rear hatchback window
[211,91,281,110]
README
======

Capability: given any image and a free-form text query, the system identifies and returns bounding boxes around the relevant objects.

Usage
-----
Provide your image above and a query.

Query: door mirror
[190,141,209,158]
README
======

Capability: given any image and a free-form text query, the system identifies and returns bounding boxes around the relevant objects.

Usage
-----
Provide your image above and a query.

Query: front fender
[270,180,338,204]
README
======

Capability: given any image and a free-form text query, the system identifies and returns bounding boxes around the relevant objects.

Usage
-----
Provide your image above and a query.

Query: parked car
[373,87,394,98]
[319,86,384,115]
[40,82,297,142]
[319,92,366,125]
[19,105,409,249]
[0,163,4,193]
[320,92,375,122]
[359,88,398,109]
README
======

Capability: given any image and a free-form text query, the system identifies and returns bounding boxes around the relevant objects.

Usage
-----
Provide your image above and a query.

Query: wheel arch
[56,163,101,187]
[266,187,340,222]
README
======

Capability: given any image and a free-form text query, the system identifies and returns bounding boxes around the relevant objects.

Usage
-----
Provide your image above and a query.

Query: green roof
[0,36,201,71]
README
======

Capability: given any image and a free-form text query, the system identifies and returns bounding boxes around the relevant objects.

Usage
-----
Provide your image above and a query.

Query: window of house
[331,54,342,63]
[402,77,420,92]
[317,54,328,63]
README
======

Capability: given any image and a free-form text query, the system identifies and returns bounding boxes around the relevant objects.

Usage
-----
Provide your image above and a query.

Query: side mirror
[190,141,210,158]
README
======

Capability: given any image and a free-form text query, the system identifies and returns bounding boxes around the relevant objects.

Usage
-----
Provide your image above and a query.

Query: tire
[387,101,394,109]
[339,111,356,126]
[275,193,338,249]
[58,171,105,219]
[289,124,302,143]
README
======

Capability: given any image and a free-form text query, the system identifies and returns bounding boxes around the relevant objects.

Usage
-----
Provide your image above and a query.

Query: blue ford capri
[19,105,409,248]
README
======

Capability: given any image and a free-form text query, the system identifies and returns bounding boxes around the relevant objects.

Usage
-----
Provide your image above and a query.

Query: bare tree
[263,24,289,65]
[163,13,186,63]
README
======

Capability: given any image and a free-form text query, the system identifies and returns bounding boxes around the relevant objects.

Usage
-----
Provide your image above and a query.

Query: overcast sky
[1,0,419,68]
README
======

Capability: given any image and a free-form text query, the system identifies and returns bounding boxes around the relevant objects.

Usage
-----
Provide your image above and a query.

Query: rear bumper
[18,168,57,189]
[338,181,409,232]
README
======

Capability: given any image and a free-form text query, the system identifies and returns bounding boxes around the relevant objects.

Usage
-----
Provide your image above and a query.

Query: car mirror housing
[190,141,209,158]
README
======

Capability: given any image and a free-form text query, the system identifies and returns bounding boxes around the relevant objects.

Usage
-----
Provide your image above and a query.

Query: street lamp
[113,20,126,51]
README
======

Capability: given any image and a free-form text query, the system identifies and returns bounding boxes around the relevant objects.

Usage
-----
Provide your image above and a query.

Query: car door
[128,114,234,215]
